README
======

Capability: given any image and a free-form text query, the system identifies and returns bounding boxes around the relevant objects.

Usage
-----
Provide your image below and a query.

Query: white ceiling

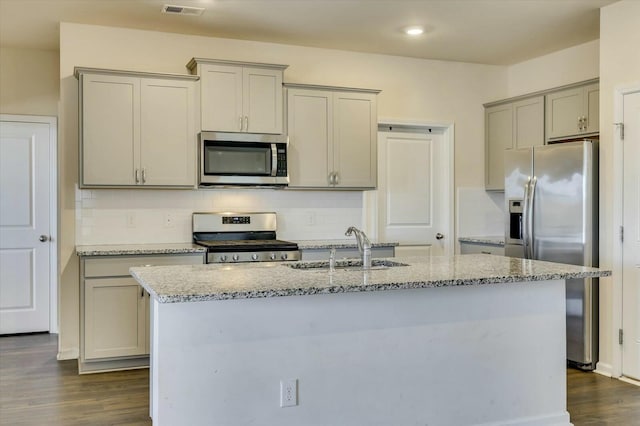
[0,0,616,65]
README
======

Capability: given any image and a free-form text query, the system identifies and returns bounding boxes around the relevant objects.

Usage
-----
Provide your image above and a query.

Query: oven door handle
[270,143,278,177]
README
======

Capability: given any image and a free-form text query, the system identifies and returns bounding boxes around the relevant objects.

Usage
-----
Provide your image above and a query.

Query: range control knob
[269,253,277,261]
[232,254,240,262]
[281,253,288,260]
[251,254,259,261]
[219,255,227,262]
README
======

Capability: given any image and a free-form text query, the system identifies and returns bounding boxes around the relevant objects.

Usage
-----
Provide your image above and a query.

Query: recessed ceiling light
[405,27,424,36]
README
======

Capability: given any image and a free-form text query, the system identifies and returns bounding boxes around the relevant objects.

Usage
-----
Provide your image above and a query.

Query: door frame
[610,84,640,379]
[363,119,455,256]
[1,114,58,334]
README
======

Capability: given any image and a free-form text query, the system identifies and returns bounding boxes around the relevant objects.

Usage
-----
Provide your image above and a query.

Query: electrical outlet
[164,213,174,228]
[126,212,136,228]
[280,379,298,407]
[306,212,316,226]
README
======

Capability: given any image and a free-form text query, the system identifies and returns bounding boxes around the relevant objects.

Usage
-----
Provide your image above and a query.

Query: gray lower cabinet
[301,246,395,261]
[79,253,204,373]
[459,242,504,256]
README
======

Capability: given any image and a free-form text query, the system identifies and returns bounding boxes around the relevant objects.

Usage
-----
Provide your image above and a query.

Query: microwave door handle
[270,144,278,177]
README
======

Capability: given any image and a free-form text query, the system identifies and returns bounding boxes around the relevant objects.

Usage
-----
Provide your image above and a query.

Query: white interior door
[622,90,640,380]
[376,130,447,256]
[0,120,51,334]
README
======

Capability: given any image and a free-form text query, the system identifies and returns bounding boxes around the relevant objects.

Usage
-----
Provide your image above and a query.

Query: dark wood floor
[1,334,639,425]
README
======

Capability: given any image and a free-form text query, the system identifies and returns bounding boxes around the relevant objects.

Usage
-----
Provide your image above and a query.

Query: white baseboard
[475,411,571,426]
[619,376,640,387]
[57,348,79,360]
[594,362,613,377]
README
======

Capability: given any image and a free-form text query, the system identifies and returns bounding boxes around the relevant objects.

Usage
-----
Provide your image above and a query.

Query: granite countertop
[130,254,610,304]
[458,236,505,246]
[295,240,399,249]
[76,243,207,256]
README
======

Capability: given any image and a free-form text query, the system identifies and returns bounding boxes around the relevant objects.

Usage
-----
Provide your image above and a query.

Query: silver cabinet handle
[244,116,249,132]
[239,116,243,131]
[135,169,140,184]
[328,173,334,185]
[435,233,444,240]
[142,168,146,184]
[334,172,339,185]
[39,235,49,242]
[583,116,587,131]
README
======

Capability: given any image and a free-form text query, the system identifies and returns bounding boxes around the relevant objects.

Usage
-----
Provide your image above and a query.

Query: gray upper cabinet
[187,58,288,134]
[546,82,599,140]
[485,95,544,191]
[286,84,379,189]
[76,68,198,188]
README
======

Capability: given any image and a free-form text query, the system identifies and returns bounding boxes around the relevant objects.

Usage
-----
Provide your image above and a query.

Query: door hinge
[619,329,624,345]
[621,225,624,243]
[614,122,625,140]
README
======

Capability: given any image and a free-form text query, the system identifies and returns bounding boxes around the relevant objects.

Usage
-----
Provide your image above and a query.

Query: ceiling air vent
[161,4,205,16]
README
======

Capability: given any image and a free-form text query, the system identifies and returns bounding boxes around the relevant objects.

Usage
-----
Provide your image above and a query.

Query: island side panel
[150,280,570,426]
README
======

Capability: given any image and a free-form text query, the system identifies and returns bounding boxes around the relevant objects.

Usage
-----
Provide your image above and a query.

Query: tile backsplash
[456,187,505,238]
[75,187,364,245]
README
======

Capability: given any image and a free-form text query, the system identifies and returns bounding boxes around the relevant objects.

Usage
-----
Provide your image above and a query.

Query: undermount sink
[286,259,409,272]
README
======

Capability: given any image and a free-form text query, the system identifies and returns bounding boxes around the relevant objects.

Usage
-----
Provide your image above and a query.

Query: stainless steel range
[193,212,300,263]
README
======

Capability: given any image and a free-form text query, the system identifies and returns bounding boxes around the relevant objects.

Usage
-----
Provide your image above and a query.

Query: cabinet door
[513,96,544,149]
[243,67,283,134]
[485,103,513,191]
[546,87,583,139]
[81,74,140,186]
[140,79,196,187]
[333,92,377,188]
[287,88,333,187]
[84,277,146,359]
[584,84,599,134]
[200,64,243,132]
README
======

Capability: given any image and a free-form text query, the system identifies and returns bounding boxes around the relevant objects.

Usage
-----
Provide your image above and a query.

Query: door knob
[39,235,49,242]
[435,233,444,240]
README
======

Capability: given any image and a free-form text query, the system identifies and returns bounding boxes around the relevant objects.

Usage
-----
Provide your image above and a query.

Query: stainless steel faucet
[345,226,372,270]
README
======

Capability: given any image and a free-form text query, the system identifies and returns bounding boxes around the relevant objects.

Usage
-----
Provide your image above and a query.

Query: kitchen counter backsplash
[75,187,363,246]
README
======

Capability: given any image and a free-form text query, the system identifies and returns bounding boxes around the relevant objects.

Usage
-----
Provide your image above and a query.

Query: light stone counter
[294,239,399,250]
[458,236,505,246]
[76,243,206,256]
[130,254,610,303]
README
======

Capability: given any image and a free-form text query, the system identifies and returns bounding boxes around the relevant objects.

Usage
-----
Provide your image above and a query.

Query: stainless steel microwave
[199,132,289,187]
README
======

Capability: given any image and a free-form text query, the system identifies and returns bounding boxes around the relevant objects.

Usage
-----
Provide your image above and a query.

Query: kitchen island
[130,255,609,426]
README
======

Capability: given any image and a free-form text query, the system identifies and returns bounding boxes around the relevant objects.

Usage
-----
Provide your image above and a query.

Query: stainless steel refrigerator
[504,140,598,370]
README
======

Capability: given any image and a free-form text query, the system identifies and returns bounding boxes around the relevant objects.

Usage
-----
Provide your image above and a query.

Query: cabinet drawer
[84,254,204,277]
[459,243,504,256]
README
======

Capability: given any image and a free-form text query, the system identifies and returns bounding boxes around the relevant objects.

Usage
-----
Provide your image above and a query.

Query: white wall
[597,0,640,375]
[58,23,507,357]
[0,47,59,116]
[507,40,599,98]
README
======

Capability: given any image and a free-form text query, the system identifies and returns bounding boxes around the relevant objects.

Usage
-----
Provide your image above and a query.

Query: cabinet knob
[435,233,445,240]
[39,235,49,242]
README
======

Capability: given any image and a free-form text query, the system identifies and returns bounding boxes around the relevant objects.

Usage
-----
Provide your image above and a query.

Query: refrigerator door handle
[528,176,538,259]
[522,177,532,259]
